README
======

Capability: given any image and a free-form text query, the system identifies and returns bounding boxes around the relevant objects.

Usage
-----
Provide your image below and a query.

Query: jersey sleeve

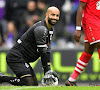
[34,26,50,74]
[80,0,87,3]
[34,26,48,48]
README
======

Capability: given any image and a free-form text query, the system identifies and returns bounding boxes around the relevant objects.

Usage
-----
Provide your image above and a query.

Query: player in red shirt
[65,0,100,86]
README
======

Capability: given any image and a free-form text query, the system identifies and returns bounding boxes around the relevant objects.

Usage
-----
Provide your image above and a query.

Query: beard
[48,17,58,26]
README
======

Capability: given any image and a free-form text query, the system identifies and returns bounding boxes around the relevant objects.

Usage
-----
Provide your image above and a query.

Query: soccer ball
[41,74,58,86]
[41,70,58,86]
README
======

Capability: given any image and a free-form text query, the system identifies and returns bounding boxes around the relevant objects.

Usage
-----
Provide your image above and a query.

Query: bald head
[47,6,60,14]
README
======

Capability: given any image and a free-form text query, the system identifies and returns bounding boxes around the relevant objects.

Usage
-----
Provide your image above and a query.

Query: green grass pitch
[0,86,100,90]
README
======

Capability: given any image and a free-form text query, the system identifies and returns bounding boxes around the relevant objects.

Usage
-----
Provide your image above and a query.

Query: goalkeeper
[0,6,60,86]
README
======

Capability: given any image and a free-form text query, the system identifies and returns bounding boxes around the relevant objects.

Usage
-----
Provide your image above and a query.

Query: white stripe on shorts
[90,40,100,45]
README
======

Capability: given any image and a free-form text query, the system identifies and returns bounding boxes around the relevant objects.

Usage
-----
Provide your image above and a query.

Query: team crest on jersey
[96,1,100,10]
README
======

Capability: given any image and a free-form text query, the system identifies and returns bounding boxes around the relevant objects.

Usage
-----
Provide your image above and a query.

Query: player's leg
[98,49,100,62]
[95,45,100,62]
[9,62,38,86]
[96,42,100,62]
[28,63,38,86]
[0,72,20,85]
[0,62,37,86]
[87,24,100,62]
[65,42,95,86]
[0,73,34,86]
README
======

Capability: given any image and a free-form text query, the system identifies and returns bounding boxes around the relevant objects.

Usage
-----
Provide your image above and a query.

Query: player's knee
[21,76,35,86]
[32,76,38,86]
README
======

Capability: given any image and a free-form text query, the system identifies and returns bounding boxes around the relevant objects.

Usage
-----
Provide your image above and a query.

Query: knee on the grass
[21,76,38,86]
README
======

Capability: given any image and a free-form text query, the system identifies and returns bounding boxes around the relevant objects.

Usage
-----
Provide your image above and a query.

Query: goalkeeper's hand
[41,70,59,86]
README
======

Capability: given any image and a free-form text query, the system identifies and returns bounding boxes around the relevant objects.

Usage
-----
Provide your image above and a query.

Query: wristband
[76,26,81,30]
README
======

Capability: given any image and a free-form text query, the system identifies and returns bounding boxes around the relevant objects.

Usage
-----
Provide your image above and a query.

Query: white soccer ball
[41,74,58,86]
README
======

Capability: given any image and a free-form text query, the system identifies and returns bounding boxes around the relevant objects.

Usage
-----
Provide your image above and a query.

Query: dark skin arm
[74,1,86,42]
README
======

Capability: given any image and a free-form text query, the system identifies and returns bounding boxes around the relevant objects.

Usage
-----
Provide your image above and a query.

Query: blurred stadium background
[0,0,100,86]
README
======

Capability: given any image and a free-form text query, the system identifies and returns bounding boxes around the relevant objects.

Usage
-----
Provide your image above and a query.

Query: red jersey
[80,0,100,25]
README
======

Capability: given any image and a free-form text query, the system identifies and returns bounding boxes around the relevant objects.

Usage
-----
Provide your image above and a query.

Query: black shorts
[7,62,34,78]
[6,51,35,78]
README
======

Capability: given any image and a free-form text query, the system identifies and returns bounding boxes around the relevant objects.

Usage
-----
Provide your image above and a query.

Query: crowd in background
[0,0,84,49]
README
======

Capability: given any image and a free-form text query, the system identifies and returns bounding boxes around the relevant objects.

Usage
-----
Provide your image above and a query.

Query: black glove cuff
[43,66,50,75]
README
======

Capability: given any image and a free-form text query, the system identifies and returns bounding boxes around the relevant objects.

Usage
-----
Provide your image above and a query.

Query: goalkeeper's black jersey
[7,20,53,62]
